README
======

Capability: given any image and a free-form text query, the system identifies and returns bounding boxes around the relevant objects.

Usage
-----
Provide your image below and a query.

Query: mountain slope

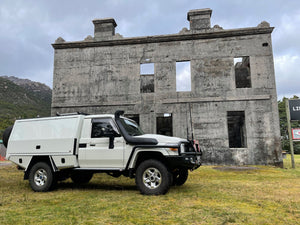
[0,76,52,136]
[1,76,52,104]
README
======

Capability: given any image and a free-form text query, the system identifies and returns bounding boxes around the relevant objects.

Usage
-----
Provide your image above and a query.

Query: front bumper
[165,152,201,170]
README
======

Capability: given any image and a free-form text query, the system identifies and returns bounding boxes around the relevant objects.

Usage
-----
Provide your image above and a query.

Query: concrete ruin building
[51,8,282,166]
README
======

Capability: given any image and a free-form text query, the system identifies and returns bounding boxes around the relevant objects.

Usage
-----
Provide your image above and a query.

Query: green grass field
[0,156,299,225]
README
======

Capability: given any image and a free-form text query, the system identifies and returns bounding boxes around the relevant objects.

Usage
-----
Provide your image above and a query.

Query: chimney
[93,18,117,41]
[187,8,212,31]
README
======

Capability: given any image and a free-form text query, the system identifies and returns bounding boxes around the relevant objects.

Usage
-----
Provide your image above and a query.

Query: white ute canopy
[7,115,84,156]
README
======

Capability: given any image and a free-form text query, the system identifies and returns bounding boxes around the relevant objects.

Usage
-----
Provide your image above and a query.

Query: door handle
[90,144,96,146]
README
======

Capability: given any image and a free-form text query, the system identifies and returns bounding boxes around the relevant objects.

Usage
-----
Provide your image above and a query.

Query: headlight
[180,144,185,153]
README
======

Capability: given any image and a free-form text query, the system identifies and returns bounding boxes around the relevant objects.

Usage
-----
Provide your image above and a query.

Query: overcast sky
[1,0,299,100]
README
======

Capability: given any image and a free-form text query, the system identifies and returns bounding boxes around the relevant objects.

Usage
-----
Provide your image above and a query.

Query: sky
[0,0,299,100]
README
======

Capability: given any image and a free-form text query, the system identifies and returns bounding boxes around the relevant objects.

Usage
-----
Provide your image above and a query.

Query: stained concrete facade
[51,9,282,166]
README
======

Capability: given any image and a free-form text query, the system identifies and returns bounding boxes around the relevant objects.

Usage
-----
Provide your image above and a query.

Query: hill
[0,76,52,137]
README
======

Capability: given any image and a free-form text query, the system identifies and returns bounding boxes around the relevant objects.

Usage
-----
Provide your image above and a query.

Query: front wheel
[135,159,172,195]
[29,162,56,192]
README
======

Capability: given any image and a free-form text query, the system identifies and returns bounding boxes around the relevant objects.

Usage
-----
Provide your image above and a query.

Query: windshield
[119,118,144,136]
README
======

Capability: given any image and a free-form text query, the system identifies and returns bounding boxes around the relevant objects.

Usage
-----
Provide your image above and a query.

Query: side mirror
[102,126,121,149]
[105,127,115,149]
[108,135,114,149]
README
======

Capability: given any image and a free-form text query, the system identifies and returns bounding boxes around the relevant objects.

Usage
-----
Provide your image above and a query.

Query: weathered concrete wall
[51,9,282,166]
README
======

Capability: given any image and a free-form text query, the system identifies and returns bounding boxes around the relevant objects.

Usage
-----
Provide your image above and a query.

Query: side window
[91,118,119,138]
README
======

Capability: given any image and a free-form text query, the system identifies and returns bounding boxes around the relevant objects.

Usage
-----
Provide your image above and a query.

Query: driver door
[79,118,125,168]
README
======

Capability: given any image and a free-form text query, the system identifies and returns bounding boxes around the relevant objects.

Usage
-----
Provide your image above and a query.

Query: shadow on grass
[56,181,137,192]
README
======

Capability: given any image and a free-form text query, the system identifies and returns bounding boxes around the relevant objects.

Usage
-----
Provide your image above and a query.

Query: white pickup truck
[3,110,201,195]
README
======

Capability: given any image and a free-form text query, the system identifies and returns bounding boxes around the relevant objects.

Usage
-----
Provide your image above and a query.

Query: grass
[0,156,299,225]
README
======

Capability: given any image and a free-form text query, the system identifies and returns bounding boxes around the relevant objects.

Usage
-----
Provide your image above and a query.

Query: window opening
[176,61,191,92]
[262,42,268,47]
[140,63,154,75]
[227,111,247,148]
[156,113,173,136]
[140,63,154,93]
[234,56,251,88]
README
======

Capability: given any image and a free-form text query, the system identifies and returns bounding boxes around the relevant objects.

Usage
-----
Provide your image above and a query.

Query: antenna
[189,102,194,141]
[186,103,189,140]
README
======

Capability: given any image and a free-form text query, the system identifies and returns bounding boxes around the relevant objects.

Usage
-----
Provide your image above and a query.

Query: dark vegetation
[0,76,52,137]
[278,96,300,154]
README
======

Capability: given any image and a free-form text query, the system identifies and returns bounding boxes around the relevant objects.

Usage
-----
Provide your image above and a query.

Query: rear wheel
[135,159,172,195]
[29,162,56,192]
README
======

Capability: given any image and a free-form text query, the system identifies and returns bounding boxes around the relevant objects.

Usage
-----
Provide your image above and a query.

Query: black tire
[172,168,189,186]
[71,172,93,184]
[2,126,13,148]
[29,162,56,192]
[135,159,172,195]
